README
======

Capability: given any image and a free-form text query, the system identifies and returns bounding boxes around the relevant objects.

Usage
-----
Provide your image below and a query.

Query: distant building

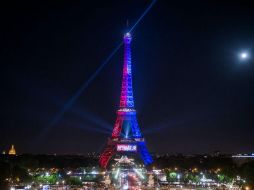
[8,145,16,155]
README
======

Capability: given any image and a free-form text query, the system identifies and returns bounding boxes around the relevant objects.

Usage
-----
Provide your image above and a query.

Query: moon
[239,51,249,61]
[241,52,247,58]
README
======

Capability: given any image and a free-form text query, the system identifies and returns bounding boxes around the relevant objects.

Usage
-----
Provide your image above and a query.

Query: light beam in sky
[47,0,157,128]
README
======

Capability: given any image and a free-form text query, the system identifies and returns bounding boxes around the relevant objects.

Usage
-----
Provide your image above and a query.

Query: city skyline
[1,1,254,154]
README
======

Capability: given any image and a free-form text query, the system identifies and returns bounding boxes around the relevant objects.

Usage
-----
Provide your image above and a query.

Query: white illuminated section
[117,144,137,152]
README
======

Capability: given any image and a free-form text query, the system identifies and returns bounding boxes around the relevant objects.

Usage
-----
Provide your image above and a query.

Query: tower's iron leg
[138,142,153,165]
[99,144,116,169]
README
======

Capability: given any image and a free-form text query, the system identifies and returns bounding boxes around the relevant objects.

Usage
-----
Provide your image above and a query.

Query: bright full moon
[241,52,248,58]
[239,51,249,61]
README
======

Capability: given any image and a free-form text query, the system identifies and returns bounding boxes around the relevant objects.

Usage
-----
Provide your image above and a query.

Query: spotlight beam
[47,0,157,127]
[128,0,157,33]
[34,43,122,144]
[70,108,112,131]
[48,42,123,128]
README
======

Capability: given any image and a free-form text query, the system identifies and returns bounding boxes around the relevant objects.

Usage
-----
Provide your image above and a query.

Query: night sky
[1,1,254,154]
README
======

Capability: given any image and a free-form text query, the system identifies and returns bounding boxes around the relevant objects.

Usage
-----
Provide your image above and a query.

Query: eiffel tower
[99,32,153,168]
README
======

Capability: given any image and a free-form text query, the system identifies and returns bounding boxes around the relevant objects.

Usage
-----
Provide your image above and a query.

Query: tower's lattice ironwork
[99,33,153,168]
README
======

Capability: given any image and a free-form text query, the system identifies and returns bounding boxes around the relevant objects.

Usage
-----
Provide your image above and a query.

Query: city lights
[4,161,251,190]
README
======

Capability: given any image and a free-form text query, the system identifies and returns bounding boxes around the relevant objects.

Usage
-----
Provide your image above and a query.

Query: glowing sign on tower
[117,144,137,152]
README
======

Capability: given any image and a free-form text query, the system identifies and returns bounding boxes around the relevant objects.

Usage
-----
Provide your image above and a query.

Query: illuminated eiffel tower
[99,32,153,168]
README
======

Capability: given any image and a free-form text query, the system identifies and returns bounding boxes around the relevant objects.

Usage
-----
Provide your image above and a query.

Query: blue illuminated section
[138,141,153,165]
[130,113,142,138]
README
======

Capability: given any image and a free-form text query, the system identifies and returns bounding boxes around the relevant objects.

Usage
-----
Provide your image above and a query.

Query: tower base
[99,137,153,169]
